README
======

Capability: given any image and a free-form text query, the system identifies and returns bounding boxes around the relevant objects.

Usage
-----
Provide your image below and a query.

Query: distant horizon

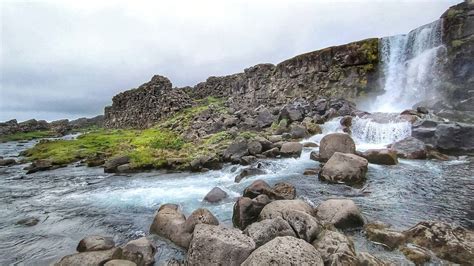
[0,0,460,122]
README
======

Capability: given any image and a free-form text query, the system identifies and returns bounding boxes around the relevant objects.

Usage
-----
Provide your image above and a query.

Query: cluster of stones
[0,115,104,139]
[57,180,474,265]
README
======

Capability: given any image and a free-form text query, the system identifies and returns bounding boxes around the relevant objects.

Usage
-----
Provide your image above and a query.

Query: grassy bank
[22,97,240,170]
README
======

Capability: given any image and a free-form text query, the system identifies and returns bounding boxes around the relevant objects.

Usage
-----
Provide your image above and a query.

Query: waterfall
[370,20,446,113]
[351,115,411,147]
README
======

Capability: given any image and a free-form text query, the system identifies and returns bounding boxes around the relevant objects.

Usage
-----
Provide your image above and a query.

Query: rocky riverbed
[0,120,473,265]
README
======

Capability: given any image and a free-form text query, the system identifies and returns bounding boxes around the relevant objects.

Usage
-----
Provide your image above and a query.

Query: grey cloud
[0,0,460,122]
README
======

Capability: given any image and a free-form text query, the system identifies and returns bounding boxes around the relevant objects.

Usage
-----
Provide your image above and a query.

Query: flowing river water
[0,117,473,265]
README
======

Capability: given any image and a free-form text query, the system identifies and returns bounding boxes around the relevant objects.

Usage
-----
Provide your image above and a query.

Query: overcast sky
[0,0,460,122]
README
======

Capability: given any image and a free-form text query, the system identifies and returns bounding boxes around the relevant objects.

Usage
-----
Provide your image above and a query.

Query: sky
[0,0,460,122]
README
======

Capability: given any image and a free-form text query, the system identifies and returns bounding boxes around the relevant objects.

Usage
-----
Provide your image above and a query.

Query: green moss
[359,39,379,63]
[446,8,463,18]
[203,131,233,145]
[0,130,56,142]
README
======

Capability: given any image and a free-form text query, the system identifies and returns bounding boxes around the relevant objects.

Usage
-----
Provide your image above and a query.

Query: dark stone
[391,137,427,159]
[203,187,228,203]
[16,217,40,226]
[232,196,269,230]
[234,167,265,183]
[104,156,130,173]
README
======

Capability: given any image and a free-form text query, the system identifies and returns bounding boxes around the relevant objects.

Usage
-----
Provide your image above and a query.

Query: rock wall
[103,75,193,128]
[441,0,474,113]
[104,39,380,129]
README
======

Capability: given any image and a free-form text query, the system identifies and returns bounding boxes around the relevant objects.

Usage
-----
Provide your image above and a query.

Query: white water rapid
[370,20,446,113]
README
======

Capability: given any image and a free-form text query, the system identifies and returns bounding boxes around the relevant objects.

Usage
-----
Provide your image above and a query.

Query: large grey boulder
[77,235,115,252]
[312,230,358,265]
[241,236,324,266]
[259,199,314,219]
[149,204,218,249]
[187,224,256,266]
[390,137,427,159]
[319,133,356,161]
[357,252,388,266]
[243,217,296,247]
[279,142,303,157]
[234,167,265,183]
[412,121,474,153]
[242,180,296,200]
[403,221,474,265]
[316,199,364,229]
[120,237,156,266]
[223,139,250,163]
[319,152,368,185]
[55,248,121,266]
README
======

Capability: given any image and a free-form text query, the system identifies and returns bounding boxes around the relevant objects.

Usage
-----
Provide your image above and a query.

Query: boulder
[120,237,156,266]
[247,140,262,155]
[362,149,398,165]
[254,136,274,151]
[259,199,314,219]
[104,260,137,266]
[261,147,279,157]
[312,230,358,265]
[390,137,427,159]
[240,155,257,165]
[104,156,130,173]
[203,187,228,203]
[241,236,323,266]
[403,221,474,264]
[243,217,296,247]
[223,139,249,162]
[25,159,54,174]
[319,133,356,161]
[279,105,304,122]
[319,152,368,185]
[189,155,222,171]
[187,224,256,266]
[275,210,322,243]
[290,125,309,139]
[310,151,321,161]
[257,108,275,128]
[182,208,219,233]
[77,235,115,252]
[316,199,364,229]
[232,196,269,230]
[364,222,406,250]
[0,158,16,166]
[272,182,296,200]
[55,248,120,266]
[242,180,273,199]
[279,142,303,158]
[149,204,188,248]
[356,252,387,266]
[400,245,431,265]
[340,116,353,127]
[234,167,265,183]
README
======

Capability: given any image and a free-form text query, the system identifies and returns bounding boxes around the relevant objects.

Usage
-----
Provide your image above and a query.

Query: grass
[0,130,57,142]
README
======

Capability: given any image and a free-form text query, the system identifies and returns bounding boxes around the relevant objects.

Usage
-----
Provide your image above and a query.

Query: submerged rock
[241,236,323,266]
[316,199,364,229]
[203,187,228,203]
[403,221,474,264]
[400,245,432,265]
[16,217,40,227]
[187,224,256,266]
[77,235,115,252]
[364,222,406,250]
[0,158,16,166]
[362,149,398,165]
[319,152,368,185]
[234,167,265,183]
[356,252,388,266]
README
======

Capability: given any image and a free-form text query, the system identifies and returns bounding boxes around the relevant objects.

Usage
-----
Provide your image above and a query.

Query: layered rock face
[104,75,193,128]
[104,39,379,129]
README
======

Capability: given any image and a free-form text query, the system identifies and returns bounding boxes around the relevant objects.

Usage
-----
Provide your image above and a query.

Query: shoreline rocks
[319,152,368,185]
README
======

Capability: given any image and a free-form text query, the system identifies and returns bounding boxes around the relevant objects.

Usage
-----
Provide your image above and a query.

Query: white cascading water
[351,116,411,149]
[370,20,446,113]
